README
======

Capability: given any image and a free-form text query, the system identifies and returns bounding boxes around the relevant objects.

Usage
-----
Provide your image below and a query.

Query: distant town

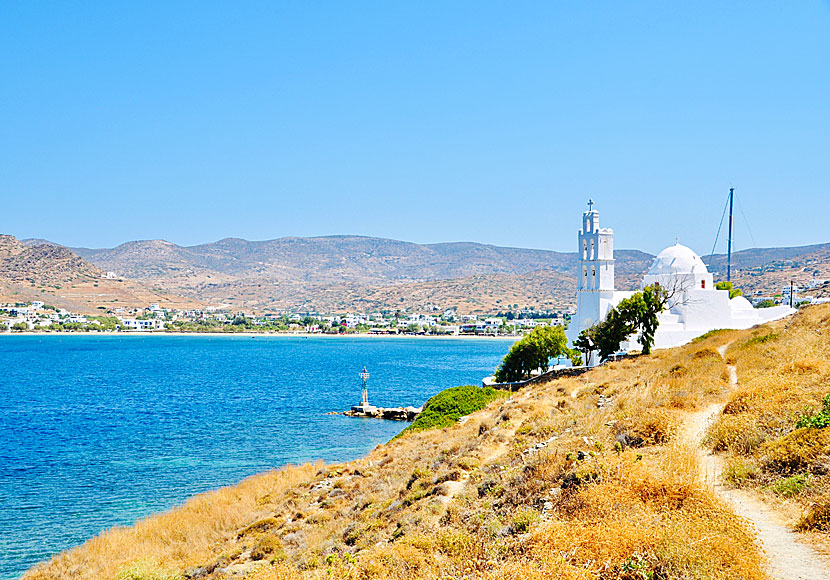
[0,300,564,335]
[2,281,827,335]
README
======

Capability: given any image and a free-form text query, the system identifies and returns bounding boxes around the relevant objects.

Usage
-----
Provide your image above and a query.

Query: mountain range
[7,234,830,314]
[60,236,653,313]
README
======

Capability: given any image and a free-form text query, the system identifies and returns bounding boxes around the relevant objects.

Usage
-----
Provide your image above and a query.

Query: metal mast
[727,187,734,282]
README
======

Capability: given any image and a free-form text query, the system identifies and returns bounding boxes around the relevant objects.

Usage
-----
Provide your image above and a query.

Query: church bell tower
[577,199,614,292]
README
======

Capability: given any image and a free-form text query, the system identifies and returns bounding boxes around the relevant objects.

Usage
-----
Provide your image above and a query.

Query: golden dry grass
[705,304,830,530]
[26,314,798,580]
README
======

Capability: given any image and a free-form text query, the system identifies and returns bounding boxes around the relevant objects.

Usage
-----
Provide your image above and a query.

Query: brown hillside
[0,235,201,313]
[0,244,101,285]
[64,236,654,313]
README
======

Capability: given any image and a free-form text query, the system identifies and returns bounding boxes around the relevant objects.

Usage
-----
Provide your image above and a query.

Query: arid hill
[49,236,652,313]
[17,235,830,312]
[0,235,200,314]
[705,242,830,297]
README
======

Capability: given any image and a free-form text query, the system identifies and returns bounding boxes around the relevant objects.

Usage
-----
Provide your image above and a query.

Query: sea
[0,334,513,579]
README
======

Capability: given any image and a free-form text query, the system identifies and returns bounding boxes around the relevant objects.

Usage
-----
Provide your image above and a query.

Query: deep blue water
[0,335,513,579]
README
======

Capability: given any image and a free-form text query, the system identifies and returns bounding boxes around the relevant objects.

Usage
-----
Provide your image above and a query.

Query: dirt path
[680,345,830,579]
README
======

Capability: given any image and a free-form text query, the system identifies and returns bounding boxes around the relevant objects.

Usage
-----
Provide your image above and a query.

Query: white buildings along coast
[565,201,795,365]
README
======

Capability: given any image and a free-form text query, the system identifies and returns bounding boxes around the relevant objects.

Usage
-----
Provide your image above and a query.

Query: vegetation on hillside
[705,305,830,531]
[714,281,743,299]
[494,325,579,382]
[25,306,819,580]
[574,283,669,361]
[398,385,508,436]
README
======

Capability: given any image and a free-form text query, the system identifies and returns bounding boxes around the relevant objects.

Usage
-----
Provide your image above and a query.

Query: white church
[565,201,794,365]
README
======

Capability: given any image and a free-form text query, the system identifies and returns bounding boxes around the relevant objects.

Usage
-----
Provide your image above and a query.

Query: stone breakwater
[335,406,422,421]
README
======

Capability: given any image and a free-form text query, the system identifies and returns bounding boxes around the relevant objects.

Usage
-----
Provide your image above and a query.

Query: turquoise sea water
[0,335,512,579]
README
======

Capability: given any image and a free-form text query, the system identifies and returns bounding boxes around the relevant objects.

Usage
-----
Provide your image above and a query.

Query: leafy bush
[115,560,181,580]
[742,332,778,347]
[691,328,731,343]
[795,394,830,429]
[398,386,508,437]
[767,473,809,498]
[509,507,540,534]
[715,281,743,299]
[723,457,759,486]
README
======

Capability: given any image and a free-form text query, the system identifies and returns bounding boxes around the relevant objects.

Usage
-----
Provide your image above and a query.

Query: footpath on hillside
[681,344,830,580]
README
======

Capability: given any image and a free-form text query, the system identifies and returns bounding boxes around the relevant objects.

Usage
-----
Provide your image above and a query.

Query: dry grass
[24,464,318,580]
[26,317,786,580]
[705,304,830,530]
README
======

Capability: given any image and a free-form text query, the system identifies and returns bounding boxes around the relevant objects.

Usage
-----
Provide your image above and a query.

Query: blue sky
[2,2,829,254]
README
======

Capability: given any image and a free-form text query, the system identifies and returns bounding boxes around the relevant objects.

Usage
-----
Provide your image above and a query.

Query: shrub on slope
[399,385,507,436]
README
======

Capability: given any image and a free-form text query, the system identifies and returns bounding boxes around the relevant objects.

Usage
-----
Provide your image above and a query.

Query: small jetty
[333,366,422,422]
[343,405,422,421]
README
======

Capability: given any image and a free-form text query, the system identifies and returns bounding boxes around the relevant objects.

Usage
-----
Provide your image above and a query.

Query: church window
[701,280,706,289]
[591,266,596,288]
[583,266,587,288]
[590,239,595,260]
[582,240,587,260]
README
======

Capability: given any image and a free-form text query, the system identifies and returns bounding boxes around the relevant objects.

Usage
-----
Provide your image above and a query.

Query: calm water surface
[0,335,513,579]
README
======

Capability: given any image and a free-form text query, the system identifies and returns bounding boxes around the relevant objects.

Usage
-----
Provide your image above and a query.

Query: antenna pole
[727,187,734,282]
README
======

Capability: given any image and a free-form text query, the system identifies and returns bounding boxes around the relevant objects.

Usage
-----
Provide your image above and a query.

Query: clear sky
[2,2,829,254]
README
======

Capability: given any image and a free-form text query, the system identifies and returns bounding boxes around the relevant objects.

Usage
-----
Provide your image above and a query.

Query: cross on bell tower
[587,198,594,212]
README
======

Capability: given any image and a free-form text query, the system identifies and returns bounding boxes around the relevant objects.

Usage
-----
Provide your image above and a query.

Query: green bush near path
[397,385,508,438]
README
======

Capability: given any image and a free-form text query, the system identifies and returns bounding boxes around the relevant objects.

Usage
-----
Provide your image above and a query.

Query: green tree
[572,325,597,363]
[576,283,669,362]
[11,322,28,332]
[638,283,669,354]
[494,325,578,382]
[715,281,743,299]
[756,299,776,308]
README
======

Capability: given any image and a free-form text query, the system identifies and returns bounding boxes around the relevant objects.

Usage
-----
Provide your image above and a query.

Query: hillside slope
[0,235,200,314]
[705,243,830,297]
[59,236,652,312]
[20,234,830,312]
[28,307,830,580]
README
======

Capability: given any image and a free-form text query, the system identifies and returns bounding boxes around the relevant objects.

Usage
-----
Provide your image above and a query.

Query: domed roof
[647,243,709,276]
[730,295,754,311]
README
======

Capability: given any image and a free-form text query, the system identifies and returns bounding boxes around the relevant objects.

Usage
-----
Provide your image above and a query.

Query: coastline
[3,336,512,579]
[0,330,518,339]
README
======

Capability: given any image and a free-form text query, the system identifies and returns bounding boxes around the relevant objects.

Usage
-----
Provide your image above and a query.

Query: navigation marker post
[359,366,370,409]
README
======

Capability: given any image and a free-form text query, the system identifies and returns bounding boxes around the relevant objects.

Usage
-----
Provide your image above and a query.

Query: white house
[120,318,163,331]
[566,201,795,365]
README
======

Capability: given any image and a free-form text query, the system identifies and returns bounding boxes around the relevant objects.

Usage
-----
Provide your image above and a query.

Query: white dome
[648,244,709,276]
[730,295,754,311]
